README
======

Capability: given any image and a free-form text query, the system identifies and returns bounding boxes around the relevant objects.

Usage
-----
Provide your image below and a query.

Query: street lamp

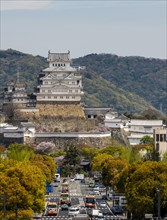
[15,190,19,220]
[157,186,161,220]
[0,195,9,220]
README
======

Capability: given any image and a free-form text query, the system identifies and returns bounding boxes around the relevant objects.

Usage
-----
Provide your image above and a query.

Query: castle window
[48,90,51,93]
[72,96,75,99]
[156,134,159,142]
[53,64,54,66]
[69,90,72,93]
[42,90,45,92]
[60,96,63,99]
[58,64,60,67]
[66,96,69,99]
[54,96,57,99]
[64,64,65,66]
[75,90,78,92]
[43,96,45,99]
[48,96,51,99]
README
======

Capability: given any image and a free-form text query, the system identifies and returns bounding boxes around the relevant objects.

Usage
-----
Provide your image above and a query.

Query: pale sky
[1,0,166,59]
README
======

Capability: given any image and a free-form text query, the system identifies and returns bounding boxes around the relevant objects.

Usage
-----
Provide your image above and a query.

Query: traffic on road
[41,175,126,220]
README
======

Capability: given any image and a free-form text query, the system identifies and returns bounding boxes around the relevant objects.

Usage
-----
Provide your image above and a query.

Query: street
[42,178,120,220]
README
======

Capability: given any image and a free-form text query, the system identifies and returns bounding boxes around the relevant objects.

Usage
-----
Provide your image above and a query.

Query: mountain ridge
[0,49,166,115]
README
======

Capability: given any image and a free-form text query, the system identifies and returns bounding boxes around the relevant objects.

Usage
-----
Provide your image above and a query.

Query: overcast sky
[1,0,166,59]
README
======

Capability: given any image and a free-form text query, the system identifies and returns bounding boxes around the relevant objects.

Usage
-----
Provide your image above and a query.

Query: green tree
[7,143,34,161]
[0,160,46,219]
[64,145,81,166]
[162,152,167,161]
[62,145,81,176]
[100,145,141,163]
[125,161,167,218]
[92,153,128,188]
[30,154,56,183]
[140,135,153,145]
[81,147,99,161]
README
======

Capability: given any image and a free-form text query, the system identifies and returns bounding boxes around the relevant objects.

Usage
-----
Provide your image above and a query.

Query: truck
[75,174,84,181]
[61,182,69,192]
[91,209,103,218]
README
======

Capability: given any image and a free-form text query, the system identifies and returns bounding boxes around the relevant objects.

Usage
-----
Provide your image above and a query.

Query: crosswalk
[41,216,120,220]
[46,193,83,198]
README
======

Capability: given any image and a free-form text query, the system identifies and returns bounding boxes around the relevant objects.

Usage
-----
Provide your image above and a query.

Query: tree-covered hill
[0,49,166,114]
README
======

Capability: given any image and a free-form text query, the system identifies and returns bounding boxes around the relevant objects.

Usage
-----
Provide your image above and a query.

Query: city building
[153,127,167,159]
[127,119,164,145]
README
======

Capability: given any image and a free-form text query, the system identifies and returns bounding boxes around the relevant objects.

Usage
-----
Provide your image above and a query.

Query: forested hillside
[0,49,166,114]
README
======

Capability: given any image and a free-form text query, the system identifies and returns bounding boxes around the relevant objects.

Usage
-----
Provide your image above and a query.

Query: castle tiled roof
[48,51,70,62]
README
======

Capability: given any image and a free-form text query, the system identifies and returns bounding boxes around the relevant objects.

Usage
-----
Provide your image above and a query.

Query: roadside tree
[125,161,167,218]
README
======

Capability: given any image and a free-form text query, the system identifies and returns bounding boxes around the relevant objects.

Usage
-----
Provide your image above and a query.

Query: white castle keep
[35,51,84,103]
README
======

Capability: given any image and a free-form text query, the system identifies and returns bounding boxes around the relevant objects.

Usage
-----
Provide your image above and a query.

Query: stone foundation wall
[36,103,85,118]
[33,136,112,149]
[12,103,85,120]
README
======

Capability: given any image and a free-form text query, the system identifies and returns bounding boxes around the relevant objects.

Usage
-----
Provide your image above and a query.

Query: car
[101,195,107,200]
[89,182,95,188]
[53,182,59,187]
[61,203,69,211]
[111,206,124,214]
[93,186,100,191]
[99,201,107,207]
[68,206,80,217]
[93,190,100,195]
[96,216,105,220]
[81,179,85,184]
[70,178,75,182]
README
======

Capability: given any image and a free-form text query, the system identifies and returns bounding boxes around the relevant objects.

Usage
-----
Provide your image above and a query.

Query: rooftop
[48,51,70,62]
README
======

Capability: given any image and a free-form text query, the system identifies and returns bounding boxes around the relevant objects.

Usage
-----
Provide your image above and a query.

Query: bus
[47,202,58,216]
[85,195,96,208]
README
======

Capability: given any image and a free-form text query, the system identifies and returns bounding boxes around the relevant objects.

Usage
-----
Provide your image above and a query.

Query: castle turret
[2,72,29,117]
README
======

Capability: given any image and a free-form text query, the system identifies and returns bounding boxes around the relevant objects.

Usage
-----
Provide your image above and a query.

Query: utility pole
[0,195,9,220]
[15,190,19,220]
[157,186,161,220]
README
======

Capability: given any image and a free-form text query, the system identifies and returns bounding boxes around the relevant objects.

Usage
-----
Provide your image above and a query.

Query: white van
[54,173,60,182]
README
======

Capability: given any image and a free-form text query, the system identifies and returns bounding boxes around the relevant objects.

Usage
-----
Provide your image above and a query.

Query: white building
[153,128,167,158]
[35,51,84,103]
[104,114,129,129]
[127,119,164,145]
